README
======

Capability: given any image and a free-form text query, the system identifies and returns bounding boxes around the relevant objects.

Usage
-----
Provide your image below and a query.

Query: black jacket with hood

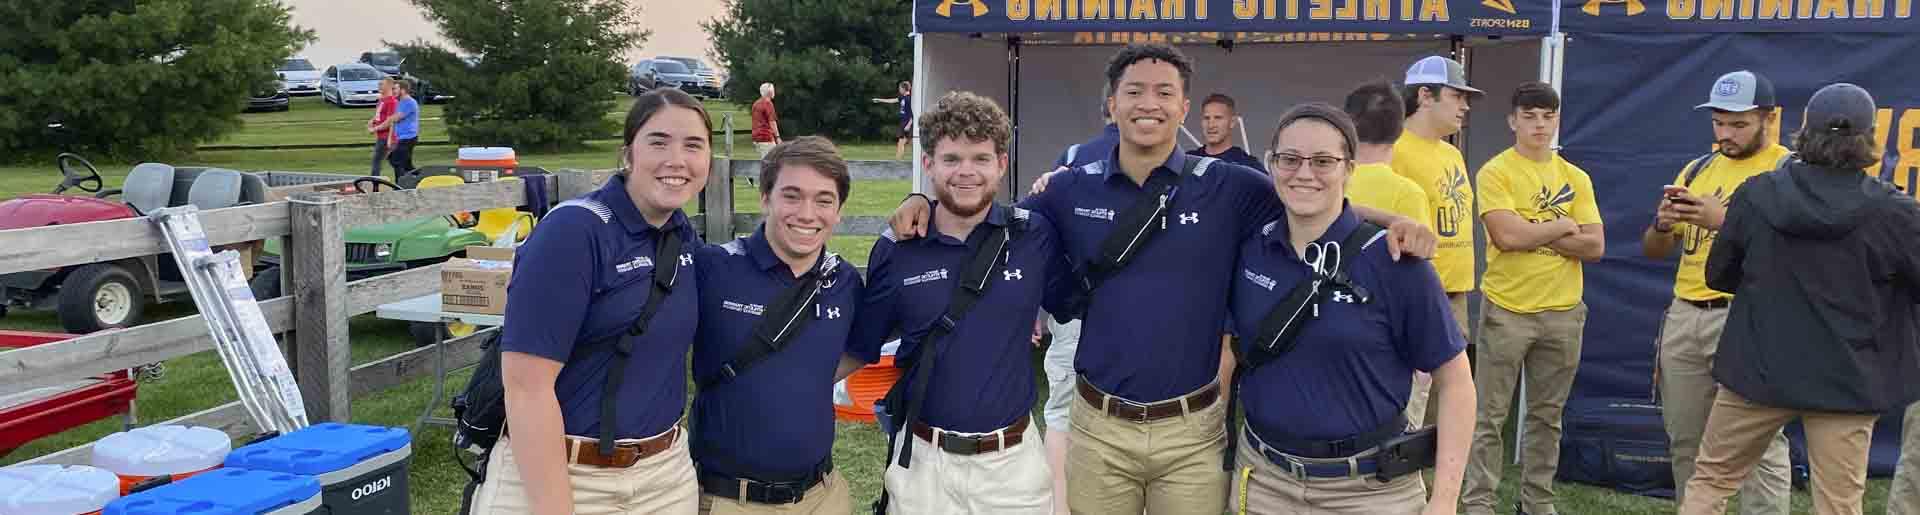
[1706,159,1920,413]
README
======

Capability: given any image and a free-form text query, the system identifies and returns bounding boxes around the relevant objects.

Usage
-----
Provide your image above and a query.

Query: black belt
[697,457,833,505]
[1247,412,1406,460]
[1246,427,1386,479]
[1684,297,1732,309]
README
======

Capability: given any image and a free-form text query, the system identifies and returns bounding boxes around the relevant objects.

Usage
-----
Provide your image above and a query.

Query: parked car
[246,81,290,112]
[320,63,385,107]
[358,51,446,104]
[628,60,659,96]
[660,56,721,98]
[277,57,322,96]
[648,59,705,96]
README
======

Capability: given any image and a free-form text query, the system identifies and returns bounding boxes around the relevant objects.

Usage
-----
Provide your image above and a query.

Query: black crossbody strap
[1072,157,1210,318]
[696,256,834,390]
[593,228,682,457]
[1224,221,1382,469]
[1682,152,1719,188]
[888,223,1013,469]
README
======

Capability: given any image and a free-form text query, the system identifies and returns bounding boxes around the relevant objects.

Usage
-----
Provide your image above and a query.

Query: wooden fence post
[556,169,594,199]
[706,157,734,241]
[288,192,350,423]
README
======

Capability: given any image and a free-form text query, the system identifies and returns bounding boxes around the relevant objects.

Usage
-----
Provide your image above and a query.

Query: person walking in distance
[369,78,421,176]
[367,77,398,177]
[872,81,914,160]
[1641,70,1794,515]
[753,83,783,157]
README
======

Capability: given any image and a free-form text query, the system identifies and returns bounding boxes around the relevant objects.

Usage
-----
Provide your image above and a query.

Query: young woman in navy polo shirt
[1226,104,1476,514]
[473,89,712,515]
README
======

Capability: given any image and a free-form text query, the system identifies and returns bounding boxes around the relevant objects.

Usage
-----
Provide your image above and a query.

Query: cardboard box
[442,246,515,314]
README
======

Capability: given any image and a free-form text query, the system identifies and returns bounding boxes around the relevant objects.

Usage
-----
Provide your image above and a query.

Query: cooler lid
[224,423,411,475]
[91,425,231,477]
[0,464,119,514]
[457,147,515,161]
[104,468,319,515]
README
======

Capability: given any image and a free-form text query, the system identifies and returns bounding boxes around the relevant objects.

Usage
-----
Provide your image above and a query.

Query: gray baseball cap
[1695,70,1777,112]
[1804,83,1876,134]
[1404,56,1483,96]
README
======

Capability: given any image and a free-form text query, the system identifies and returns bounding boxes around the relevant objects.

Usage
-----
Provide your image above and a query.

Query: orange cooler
[456,147,517,182]
[90,425,230,495]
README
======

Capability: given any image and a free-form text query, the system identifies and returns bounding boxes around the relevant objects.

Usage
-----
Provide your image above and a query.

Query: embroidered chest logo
[679,253,694,267]
[904,268,950,287]
[615,256,653,274]
[1074,207,1116,221]
[722,300,766,316]
[1330,290,1357,304]
[1178,212,1200,225]
[1243,269,1277,291]
[1003,269,1023,281]
[817,304,842,320]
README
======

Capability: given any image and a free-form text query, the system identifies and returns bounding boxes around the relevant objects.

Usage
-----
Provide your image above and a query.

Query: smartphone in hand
[1663,185,1696,204]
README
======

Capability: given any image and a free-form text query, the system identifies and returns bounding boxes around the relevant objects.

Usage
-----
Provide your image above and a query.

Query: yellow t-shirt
[1391,130,1476,293]
[1348,162,1430,229]
[1670,144,1793,301]
[1476,149,1603,314]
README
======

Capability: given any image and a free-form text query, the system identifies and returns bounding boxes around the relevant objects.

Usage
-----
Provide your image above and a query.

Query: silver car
[278,57,323,96]
[320,63,386,108]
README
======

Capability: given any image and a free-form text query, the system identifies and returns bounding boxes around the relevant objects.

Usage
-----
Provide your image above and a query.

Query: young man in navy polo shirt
[892,43,1436,515]
[690,137,869,514]
[853,91,1070,514]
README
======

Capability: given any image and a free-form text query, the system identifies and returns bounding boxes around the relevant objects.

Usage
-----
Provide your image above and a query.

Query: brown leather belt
[564,426,679,468]
[1076,376,1220,423]
[1684,297,1732,309]
[910,415,1030,455]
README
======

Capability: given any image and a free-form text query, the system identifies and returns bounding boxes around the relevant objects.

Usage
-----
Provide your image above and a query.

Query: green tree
[396,0,645,153]
[0,0,313,160]
[707,0,912,141]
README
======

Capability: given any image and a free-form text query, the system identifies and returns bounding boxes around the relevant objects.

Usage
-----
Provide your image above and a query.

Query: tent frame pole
[1008,36,1022,201]
[912,31,926,193]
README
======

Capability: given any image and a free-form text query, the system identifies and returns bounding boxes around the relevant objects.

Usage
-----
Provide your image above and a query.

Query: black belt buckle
[755,481,806,504]
[937,433,980,454]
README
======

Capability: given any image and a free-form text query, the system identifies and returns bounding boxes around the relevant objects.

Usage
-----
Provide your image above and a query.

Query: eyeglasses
[1265,152,1349,175]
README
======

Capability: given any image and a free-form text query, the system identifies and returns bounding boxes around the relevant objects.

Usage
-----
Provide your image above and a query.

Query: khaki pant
[472,432,700,515]
[698,470,853,515]
[885,422,1053,514]
[1066,382,1228,515]
[1657,299,1790,514]
[755,141,777,157]
[1678,389,1879,515]
[1418,294,1473,428]
[1461,302,1586,515]
[1229,429,1426,514]
[1889,402,1920,515]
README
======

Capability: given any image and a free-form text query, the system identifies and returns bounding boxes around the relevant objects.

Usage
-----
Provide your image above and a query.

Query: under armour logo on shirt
[1331,291,1356,303]
[679,253,694,267]
[1179,212,1200,225]
[1003,269,1023,281]
[818,305,841,320]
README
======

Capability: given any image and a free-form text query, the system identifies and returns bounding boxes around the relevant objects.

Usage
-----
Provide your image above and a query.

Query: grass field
[0,95,1898,514]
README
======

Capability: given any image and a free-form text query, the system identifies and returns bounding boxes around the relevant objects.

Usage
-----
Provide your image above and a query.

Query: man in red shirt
[367,77,399,178]
[752,82,781,157]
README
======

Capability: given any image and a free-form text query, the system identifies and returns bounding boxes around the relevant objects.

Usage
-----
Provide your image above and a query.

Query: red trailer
[0,330,139,458]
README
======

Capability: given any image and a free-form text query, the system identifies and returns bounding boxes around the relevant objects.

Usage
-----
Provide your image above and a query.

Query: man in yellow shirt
[1393,56,1480,338]
[1343,81,1436,428]
[1462,81,1605,515]
[1640,70,1792,515]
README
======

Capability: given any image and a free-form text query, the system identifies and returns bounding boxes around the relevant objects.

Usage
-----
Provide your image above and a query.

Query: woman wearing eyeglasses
[1224,103,1475,514]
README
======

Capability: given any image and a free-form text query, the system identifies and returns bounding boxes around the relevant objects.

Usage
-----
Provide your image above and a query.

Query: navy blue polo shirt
[1188,146,1268,174]
[1020,148,1284,402]
[1229,204,1464,441]
[850,204,1070,433]
[690,227,864,481]
[1052,124,1121,169]
[499,174,700,440]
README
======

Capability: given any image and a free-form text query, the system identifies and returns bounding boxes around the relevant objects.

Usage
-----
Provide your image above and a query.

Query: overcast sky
[285,0,726,69]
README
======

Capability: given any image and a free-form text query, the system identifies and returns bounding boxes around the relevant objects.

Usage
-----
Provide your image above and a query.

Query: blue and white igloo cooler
[223,423,412,514]
[104,468,320,515]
